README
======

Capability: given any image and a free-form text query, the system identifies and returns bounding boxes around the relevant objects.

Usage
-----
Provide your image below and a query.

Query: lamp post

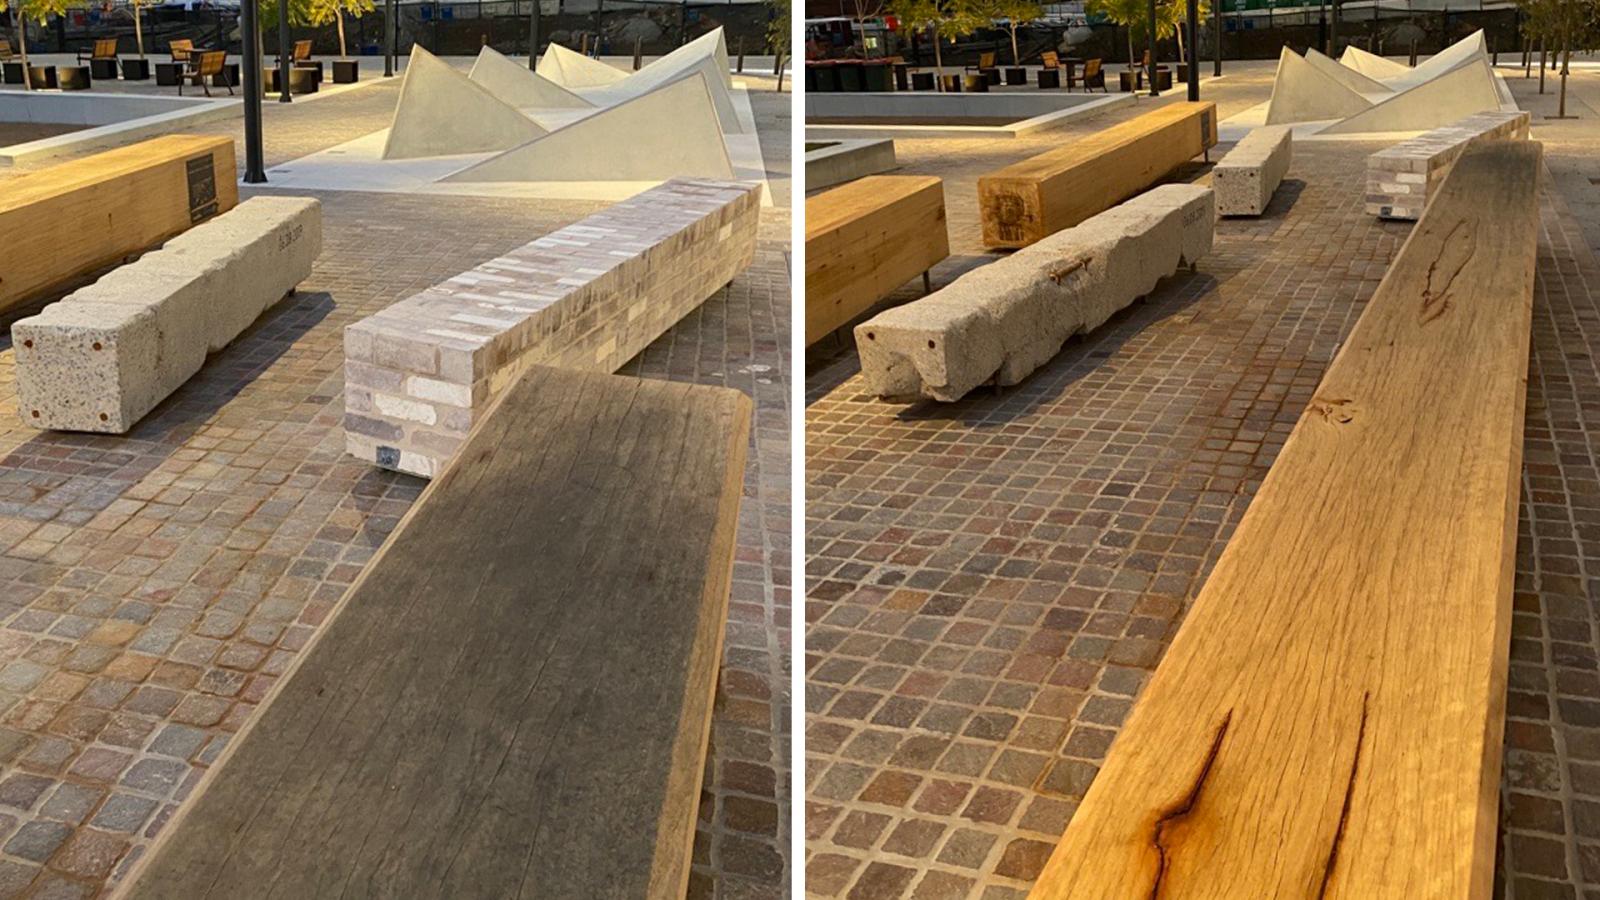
[1213,0,1221,75]
[384,0,395,76]
[1147,0,1158,95]
[277,0,291,101]
[241,0,266,182]
[528,0,539,69]
[1186,0,1198,99]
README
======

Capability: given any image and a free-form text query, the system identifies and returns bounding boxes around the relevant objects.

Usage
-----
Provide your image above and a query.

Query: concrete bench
[977,102,1216,249]
[343,177,760,479]
[856,184,1213,402]
[1366,109,1529,219]
[119,364,752,900]
[805,175,948,347]
[13,196,321,433]
[1213,125,1293,216]
[0,134,237,313]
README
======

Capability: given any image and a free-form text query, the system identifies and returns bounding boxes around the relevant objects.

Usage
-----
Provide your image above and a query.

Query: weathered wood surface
[805,174,948,346]
[119,365,752,900]
[1028,140,1541,899]
[978,102,1216,249]
[0,135,237,312]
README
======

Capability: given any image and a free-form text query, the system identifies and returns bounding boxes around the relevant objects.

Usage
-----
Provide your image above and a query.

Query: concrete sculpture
[384,46,547,159]
[539,42,630,88]
[1340,44,1410,80]
[469,45,592,110]
[1264,47,1372,126]
[1321,55,1505,135]
[541,29,745,134]
[855,184,1215,402]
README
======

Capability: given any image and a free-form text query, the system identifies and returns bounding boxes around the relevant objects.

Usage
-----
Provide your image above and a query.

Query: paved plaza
[0,64,792,898]
[804,62,1600,898]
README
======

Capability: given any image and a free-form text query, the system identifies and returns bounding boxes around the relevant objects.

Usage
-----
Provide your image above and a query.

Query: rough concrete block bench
[1366,109,1529,220]
[805,174,948,347]
[0,134,237,312]
[117,364,752,900]
[13,196,321,432]
[1214,125,1292,216]
[344,177,761,479]
[856,183,1214,402]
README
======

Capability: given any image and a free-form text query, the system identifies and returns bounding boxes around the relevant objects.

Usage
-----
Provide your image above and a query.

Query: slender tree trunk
[135,1,146,57]
[17,14,29,90]
[1539,37,1546,92]
[1176,23,1184,66]
[1010,25,1019,65]
[1559,26,1570,117]
[1126,27,1133,68]
[932,27,943,90]
[337,10,347,57]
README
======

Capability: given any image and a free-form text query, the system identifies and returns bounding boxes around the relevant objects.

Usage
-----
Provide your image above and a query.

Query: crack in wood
[1148,711,1232,900]
[1317,691,1371,899]
[1419,219,1474,324]
[1309,396,1356,425]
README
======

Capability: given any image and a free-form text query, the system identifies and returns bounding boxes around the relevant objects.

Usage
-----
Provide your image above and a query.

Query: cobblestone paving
[804,67,1600,899]
[0,73,790,899]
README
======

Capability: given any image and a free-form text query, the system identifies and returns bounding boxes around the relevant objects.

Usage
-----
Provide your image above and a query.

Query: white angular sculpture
[1264,47,1373,125]
[538,43,630,88]
[1340,44,1410,80]
[384,46,547,160]
[556,28,746,134]
[1302,47,1387,95]
[854,185,1215,403]
[14,197,321,433]
[444,71,735,183]
[1321,56,1504,135]
[469,45,592,110]
[1387,30,1488,88]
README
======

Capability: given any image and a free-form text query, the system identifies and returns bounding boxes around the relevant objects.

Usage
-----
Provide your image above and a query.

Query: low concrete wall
[805,93,1133,140]
[0,93,237,166]
[805,139,897,191]
[1214,125,1293,216]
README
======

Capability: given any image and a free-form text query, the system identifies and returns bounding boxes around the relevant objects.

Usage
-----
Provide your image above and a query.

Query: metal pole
[1147,0,1157,95]
[527,0,539,69]
[241,0,266,182]
[1212,0,1221,75]
[277,0,292,101]
[1186,0,1198,98]
[385,0,395,75]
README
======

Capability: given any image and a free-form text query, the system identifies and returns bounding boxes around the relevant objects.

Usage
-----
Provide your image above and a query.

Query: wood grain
[1027,139,1541,899]
[978,102,1216,249]
[117,364,752,900]
[805,174,948,346]
[0,135,238,311]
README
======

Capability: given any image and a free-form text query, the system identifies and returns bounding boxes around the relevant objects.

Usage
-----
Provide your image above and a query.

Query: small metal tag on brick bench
[186,155,218,224]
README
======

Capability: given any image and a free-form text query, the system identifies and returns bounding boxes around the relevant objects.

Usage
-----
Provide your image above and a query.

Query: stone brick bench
[856,184,1214,402]
[344,178,760,478]
[119,365,752,900]
[1214,125,1292,216]
[1366,109,1529,219]
[13,196,321,433]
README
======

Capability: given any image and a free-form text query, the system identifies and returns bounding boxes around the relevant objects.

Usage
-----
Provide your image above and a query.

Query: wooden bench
[1366,109,1529,220]
[1026,140,1542,898]
[344,178,761,478]
[0,134,238,313]
[1213,125,1293,216]
[856,184,1212,401]
[117,364,751,900]
[978,101,1216,249]
[805,175,948,347]
[14,197,320,433]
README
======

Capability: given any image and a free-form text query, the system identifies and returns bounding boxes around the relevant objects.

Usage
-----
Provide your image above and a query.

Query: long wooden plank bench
[14,197,321,432]
[344,177,760,478]
[119,364,751,900]
[805,174,948,346]
[856,184,1213,402]
[0,134,237,312]
[1027,139,1542,898]
[1366,109,1529,219]
[978,102,1216,249]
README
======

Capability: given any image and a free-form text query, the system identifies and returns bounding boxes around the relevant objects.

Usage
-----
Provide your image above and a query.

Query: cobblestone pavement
[0,69,791,898]
[804,65,1600,899]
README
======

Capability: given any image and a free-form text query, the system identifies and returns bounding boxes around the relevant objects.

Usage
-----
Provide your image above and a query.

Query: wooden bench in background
[0,134,237,313]
[119,364,751,900]
[978,101,1216,249]
[805,174,948,347]
[1025,140,1542,898]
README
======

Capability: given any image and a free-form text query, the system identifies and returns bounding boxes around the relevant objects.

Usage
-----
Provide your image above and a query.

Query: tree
[847,0,888,57]
[0,0,68,89]
[308,0,374,57]
[891,0,983,84]
[984,0,1042,65]
[1518,0,1600,116]
[1087,0,1149,67]
[1154,0,1208,67]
